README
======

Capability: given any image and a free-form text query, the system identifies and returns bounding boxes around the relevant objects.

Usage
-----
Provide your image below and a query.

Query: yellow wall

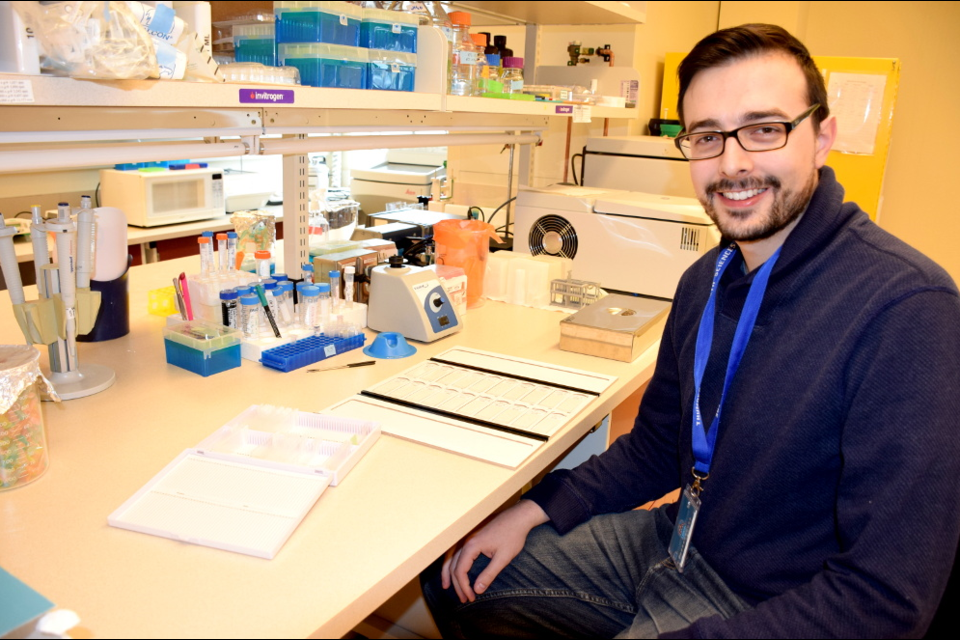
[718,0,960,282]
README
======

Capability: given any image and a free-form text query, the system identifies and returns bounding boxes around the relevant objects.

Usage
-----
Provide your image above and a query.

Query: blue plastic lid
[487,54,501,66]
[220,288,239,301]
[302,263,314,272]
[262,279,278,290]
[227,231,238,239]
[364,332,417,359]
[301,286,320,298]
[201,231,214,238]
[317,283,331,293]
[236,286,252,297]
[273,273,289,282]
[281,282,295,293]
[329,270,341,278]
[240,294,260,306]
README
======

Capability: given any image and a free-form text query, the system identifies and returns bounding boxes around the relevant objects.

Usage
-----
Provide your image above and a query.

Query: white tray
[108,406,380,558]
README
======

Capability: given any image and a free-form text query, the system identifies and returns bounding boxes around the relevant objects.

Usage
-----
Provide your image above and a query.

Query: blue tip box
[260,333,365,372]
[164,321,242,377]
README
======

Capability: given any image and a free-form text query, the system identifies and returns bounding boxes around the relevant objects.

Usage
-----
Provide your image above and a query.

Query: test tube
[281,282,296,325]
[299,285,319,330]
[262,279,284,327]
[255,250,272,280]
[217,233,229,272]
[344,266,355,308]
[317,282,331,334]
[226,231,238,272]
[302,263,314,285]
[220,288,239,329]
[239,294,261,339]
[198,237,214,275]
[329,270,341,309]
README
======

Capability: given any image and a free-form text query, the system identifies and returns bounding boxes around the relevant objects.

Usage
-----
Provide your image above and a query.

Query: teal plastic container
[367,50,417,91]
[278,43,367,89]
[164,321,243,377]
[234,23,277,66]
[360,8,419,53]
[275,1,362,46]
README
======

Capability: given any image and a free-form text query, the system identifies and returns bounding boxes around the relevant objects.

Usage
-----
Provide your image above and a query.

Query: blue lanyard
[692,243,782,478]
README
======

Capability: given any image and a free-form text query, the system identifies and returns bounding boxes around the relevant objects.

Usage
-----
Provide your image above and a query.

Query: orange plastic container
[433,219,501,309]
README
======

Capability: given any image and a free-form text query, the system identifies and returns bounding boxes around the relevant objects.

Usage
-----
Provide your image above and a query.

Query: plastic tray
[163,321,243,377]
[260,333,365,372]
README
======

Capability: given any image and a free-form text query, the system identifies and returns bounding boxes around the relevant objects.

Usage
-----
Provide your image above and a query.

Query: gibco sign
[239,89,295,104]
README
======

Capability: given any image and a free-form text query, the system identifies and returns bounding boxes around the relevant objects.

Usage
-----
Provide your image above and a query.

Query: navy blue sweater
[526,168,960,638]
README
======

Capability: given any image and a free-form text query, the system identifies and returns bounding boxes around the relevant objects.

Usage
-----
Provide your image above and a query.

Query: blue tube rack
[260,334,365,372]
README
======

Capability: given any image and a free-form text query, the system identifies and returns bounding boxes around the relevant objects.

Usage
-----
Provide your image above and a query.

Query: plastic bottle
[240,294,261,339]
[448,11,479,96]
[501,57,525,94]
[394,1,452,42]
[255,250,272,280]
[302,263,315,285]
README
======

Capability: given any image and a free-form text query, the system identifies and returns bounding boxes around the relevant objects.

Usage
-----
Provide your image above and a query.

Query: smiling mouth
[719,188,769,201]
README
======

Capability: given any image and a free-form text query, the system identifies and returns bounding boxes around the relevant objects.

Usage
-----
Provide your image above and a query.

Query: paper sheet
[827,72,887,155]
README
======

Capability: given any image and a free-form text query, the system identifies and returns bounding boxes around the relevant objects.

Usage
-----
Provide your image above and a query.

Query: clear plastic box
[163,321,243,377]
[361,8,419,53]
[278,43,367,89]
[275,1,363,46]
[367,50,417,92]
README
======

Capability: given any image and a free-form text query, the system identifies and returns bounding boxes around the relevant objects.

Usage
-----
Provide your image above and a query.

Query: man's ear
[814,115,837,168]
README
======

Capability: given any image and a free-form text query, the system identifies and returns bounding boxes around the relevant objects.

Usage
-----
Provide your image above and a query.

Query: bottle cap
[255,250,271,260]
[262,279,277,290]
[448,10,471,26]
[216,233,228,240]
[240,294,260,306]
[503,57,524,68]
[198,237,211,244]
[301,286,320,298]
[202,231,214,238]
[220,288,239,301]
[273,273,289,282]
[318,283,331,293]
[227,231,238,239]
[470,34,486,47]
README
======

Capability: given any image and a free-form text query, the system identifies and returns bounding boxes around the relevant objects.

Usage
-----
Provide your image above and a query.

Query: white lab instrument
[512,185,720,300]
[350,149,446,215]
[367,257,461,343]
[580,135,695,197]
[100,167,225,227]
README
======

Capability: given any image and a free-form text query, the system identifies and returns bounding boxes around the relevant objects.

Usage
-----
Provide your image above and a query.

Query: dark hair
[676,24,829,129]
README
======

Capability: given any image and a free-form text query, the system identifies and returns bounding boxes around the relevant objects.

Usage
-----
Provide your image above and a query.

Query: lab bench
[0,252,657,638]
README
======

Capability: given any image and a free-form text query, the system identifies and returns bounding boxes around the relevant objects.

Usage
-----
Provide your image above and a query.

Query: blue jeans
[421,507,748,638]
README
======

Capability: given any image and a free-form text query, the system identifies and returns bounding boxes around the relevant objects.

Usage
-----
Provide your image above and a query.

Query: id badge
[668,484,701,573]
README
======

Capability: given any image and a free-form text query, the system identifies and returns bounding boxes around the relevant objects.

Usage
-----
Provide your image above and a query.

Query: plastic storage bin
[234,23,277,66]
[278,43,367,89]
[1,346,49,491]
[360,8,419,53]
[275,1,362,46]
[164,321,242,377]
[367,50,417,91]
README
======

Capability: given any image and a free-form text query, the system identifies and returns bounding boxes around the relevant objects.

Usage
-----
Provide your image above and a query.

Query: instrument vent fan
[528,215,578,260]
[680,226,702,252]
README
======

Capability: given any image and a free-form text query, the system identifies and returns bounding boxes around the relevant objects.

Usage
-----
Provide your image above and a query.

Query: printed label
[511,80,524,91]
[391,63,401,73]
[340,14,348,26]
[555,105,574,115]
[573,105,592,123]
[392,23,402,33]
[239,89,295,104]
[459,51,478,65]
[0,79,34,104]
[324,345,337,358]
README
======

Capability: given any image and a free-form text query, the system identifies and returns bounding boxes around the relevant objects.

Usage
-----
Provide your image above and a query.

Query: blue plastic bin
[278,43,367,89]
[275,1,362,46]
[234,23,277,66]
[367,50,417,91]
[164,321,242,377]
[360,8,419,53]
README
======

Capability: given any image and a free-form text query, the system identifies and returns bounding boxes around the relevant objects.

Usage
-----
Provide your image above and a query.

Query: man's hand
[441,499,550,603]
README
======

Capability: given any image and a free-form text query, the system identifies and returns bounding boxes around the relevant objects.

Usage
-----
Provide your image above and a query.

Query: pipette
[76,195,96,289]
[29,206,50,298]
[0,216,25,307]
[47,203,79,370]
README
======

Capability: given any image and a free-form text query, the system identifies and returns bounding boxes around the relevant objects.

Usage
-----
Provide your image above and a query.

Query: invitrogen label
[239,89,295,104]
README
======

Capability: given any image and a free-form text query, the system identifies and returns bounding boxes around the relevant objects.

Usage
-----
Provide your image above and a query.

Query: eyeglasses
[674,104,820,161]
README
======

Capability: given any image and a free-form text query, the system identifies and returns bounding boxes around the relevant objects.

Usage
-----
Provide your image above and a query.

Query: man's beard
[700,172,817,242]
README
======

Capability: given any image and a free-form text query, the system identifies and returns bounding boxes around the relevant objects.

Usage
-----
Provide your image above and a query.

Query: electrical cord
[467,206,485,222]
[571,153,583,186]
[486,196,517,227]
[95,182,101,208]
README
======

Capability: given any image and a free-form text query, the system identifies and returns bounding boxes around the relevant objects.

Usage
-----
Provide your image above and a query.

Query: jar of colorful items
[1,346,55,491]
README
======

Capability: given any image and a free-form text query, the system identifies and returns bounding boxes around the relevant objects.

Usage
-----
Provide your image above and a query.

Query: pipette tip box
[164,321,242,376]
[260,333,365,372]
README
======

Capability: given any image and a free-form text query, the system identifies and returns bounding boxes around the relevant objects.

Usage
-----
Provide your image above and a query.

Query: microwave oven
[100,168,226,227]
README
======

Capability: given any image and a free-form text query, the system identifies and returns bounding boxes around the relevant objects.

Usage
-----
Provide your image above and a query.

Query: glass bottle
[448,11,479,96]
[494,35,513,58]
[471,34,499,95]
[501,57,525,94]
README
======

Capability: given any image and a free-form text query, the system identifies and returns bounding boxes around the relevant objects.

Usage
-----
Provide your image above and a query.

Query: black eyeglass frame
[673,103,821,161]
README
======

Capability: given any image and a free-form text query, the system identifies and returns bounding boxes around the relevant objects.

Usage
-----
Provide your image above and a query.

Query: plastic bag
[13,1,159,79]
